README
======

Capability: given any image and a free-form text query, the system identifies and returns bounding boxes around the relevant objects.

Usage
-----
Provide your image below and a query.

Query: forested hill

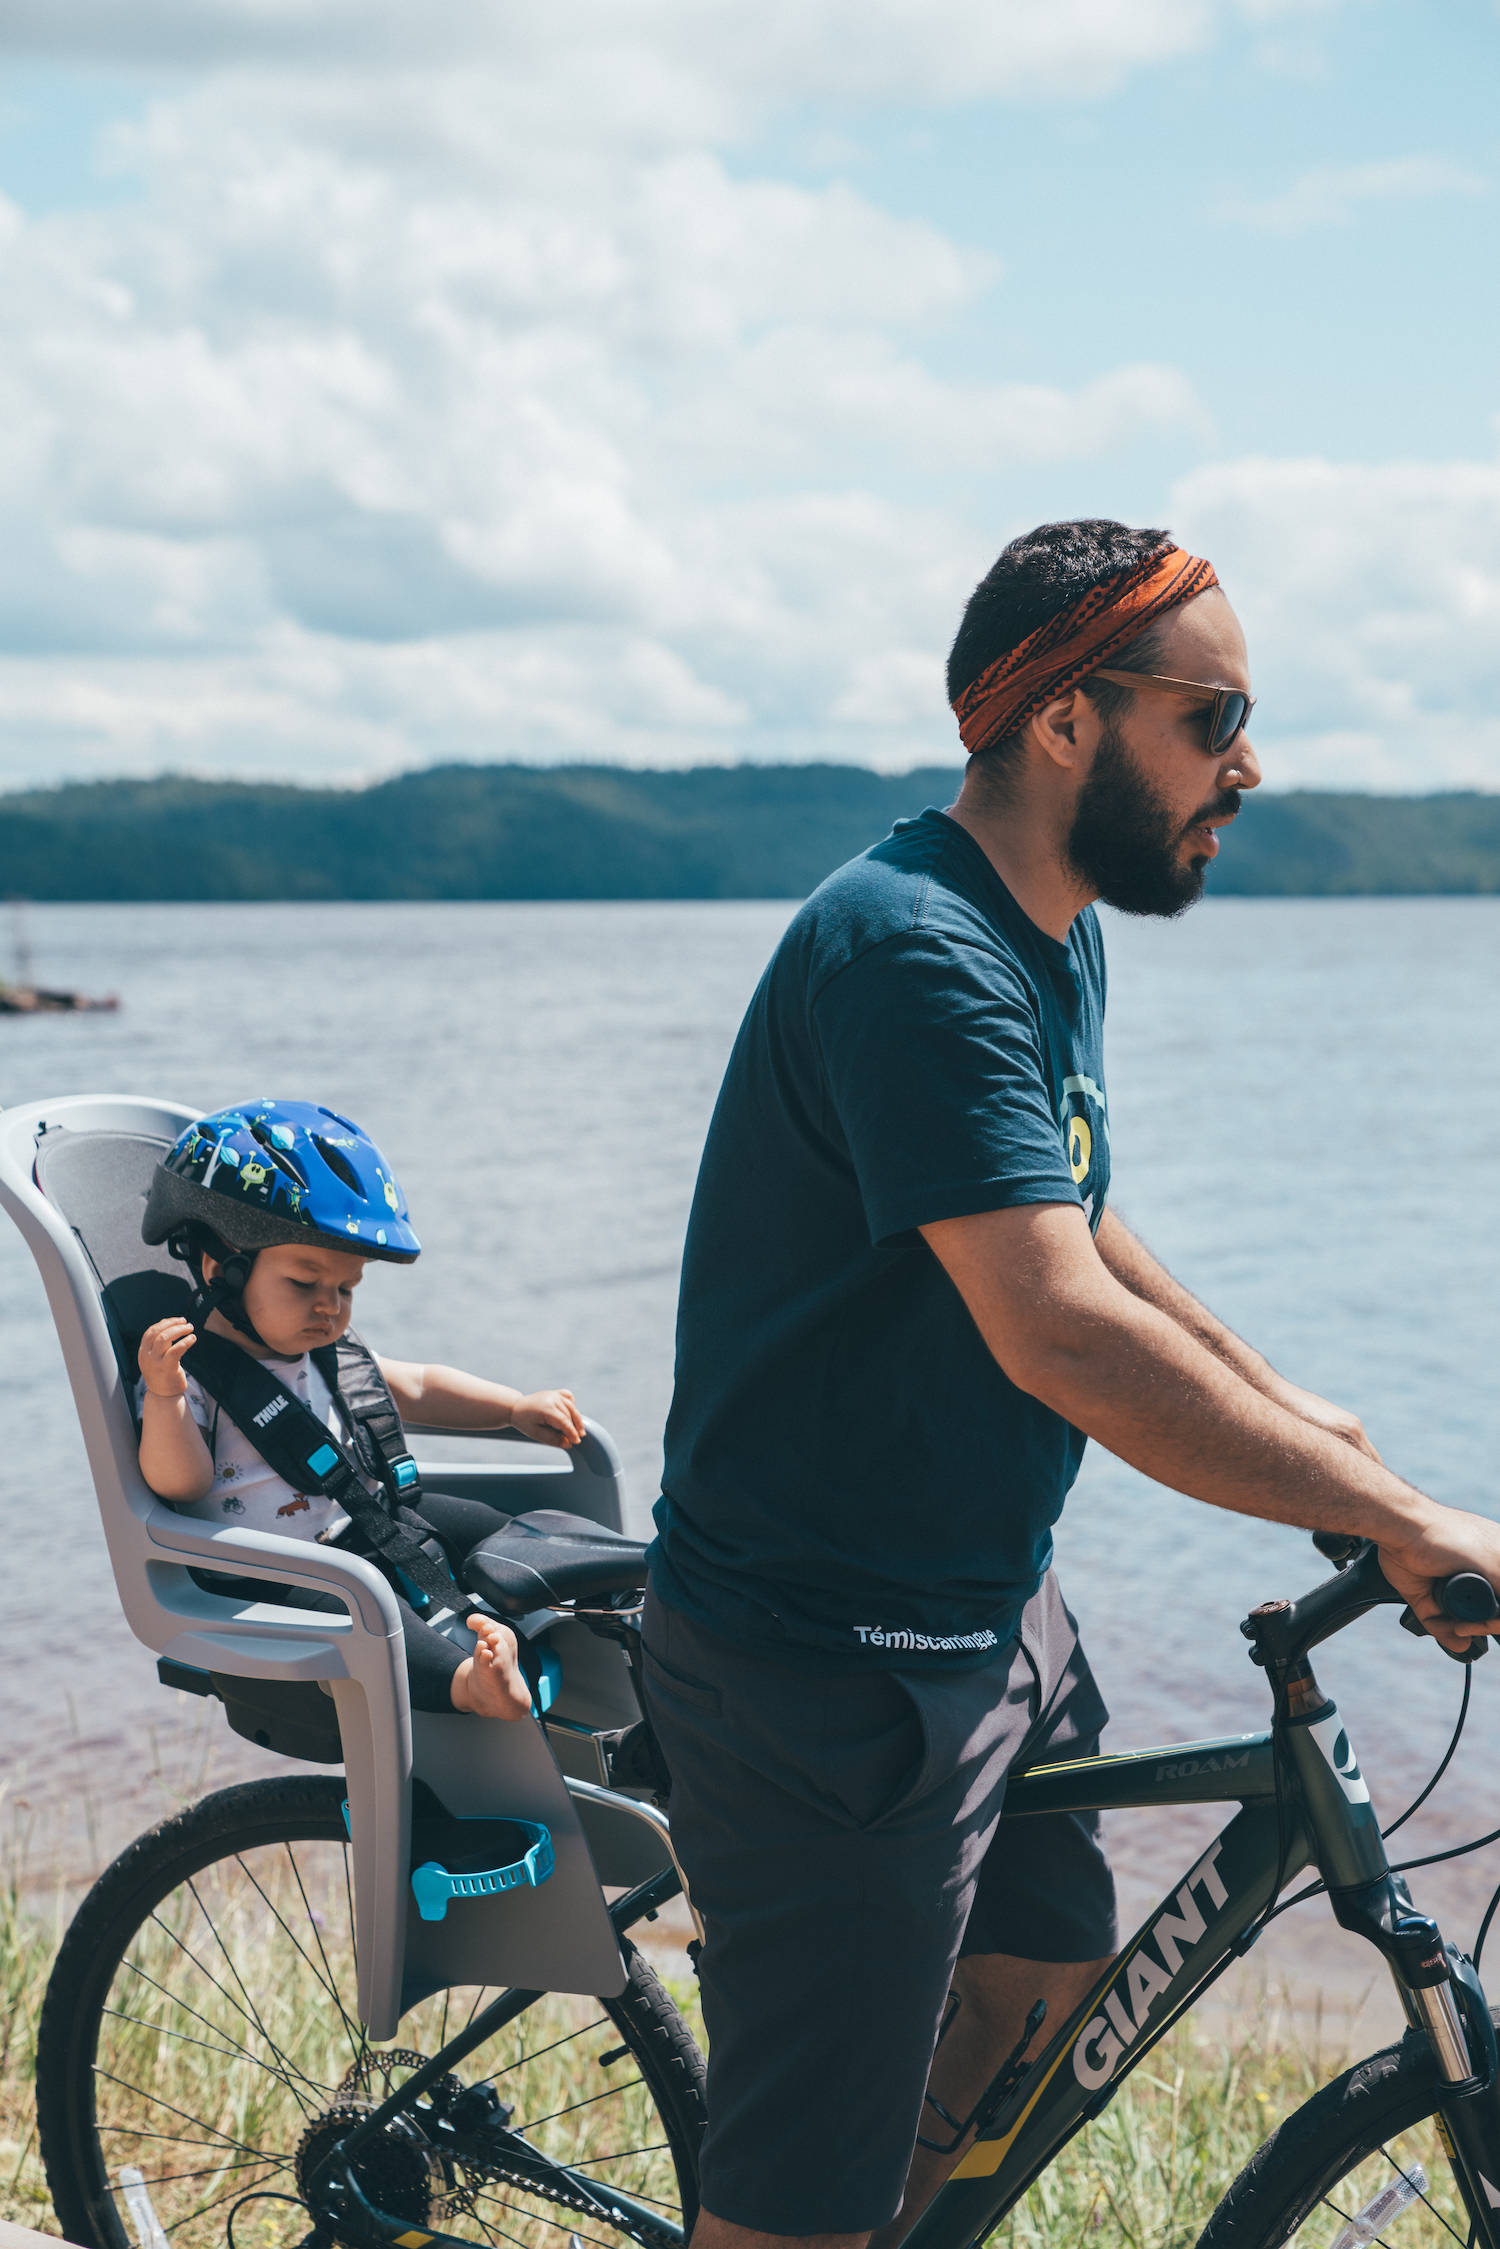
[3,764,1499,901]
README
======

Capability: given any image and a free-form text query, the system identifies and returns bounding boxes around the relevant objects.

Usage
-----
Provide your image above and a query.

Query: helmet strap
[172,1232,269,1348]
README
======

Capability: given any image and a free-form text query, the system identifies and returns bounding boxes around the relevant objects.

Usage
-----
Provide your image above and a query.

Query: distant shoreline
[4,764,1498,902]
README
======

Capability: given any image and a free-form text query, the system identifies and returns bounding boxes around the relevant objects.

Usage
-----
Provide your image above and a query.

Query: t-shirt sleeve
[811,932,1079,1245]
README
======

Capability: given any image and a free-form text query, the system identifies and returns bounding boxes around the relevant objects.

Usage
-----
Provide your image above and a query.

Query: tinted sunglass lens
[1210,694,1250,752]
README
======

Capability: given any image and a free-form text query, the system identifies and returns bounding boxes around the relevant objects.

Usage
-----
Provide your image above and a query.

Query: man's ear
[200,1251,221,1282]
[1026,689,1090,774]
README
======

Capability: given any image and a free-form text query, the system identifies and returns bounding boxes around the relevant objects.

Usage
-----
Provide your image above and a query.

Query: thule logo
[252,1397,289,1429]
[1072,1842,1229,2091]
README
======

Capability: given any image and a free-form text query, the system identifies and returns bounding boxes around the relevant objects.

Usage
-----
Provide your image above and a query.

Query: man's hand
[1378,1510,1500,1656]
[451,1615,533,1720]
[512,1389,587,1449]
[139,1315,196,1397]
[1265,1377,1381,1463]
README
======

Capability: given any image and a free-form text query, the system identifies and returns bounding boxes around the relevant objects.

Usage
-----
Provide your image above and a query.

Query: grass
[0,1823,1443,2248]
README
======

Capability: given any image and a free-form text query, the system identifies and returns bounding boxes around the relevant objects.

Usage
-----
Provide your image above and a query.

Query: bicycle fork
[1282,1657,1500,2243]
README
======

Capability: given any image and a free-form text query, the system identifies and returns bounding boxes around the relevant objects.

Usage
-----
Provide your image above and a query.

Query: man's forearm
[1026,1279,1429,1543]
[1094,1207,1279,1395]
[925,1204,1429,1547]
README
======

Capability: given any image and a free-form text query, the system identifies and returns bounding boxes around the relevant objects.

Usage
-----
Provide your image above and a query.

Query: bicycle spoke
[92,2064,295,2168]
[238,1843,362,2051]
[144,1912,325,2106]
[121,1953,329,2096]
[524,2078,646,2130]
[185,1873,323,2111]
[102,2003,299,2083]
[565,2155,676,2205]
[508,2016,611,2074]
[1373,2144,1472,2248]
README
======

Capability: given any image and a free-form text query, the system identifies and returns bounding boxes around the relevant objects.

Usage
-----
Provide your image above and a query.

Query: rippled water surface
[3,894,1498,2010]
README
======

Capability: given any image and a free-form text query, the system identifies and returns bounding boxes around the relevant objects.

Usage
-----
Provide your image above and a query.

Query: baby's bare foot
[450,1616,532,1721]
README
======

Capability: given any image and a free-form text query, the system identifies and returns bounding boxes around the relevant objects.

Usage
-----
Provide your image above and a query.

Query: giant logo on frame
[1072,1841,1228,2090]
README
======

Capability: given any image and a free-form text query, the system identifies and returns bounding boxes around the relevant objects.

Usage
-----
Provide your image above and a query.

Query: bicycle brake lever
[1399,1606,1488,1662]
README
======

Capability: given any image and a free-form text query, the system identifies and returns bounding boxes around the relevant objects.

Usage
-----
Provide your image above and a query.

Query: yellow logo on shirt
[1059,1072,1109,1217]
[1067,1114,1092,1184]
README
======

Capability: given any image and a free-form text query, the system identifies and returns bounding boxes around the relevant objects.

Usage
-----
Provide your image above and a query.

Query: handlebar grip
[1439,1572,1500,1624]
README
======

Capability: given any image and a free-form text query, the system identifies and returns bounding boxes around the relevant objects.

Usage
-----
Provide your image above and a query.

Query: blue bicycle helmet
[144,1100,421,1264]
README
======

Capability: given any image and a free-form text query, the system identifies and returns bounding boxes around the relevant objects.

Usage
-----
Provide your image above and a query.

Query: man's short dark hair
[947,519,1174,770]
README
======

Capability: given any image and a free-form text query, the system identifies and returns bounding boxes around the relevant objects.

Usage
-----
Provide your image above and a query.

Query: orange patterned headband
[951,545,1219,757]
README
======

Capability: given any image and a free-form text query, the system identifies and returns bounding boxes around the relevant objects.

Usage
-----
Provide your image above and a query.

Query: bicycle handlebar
[1437,1572,1500,1624]
[1244,1542,1500,1671]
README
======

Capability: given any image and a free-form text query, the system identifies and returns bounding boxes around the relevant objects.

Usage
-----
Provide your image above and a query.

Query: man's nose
[1222,732,1260,792]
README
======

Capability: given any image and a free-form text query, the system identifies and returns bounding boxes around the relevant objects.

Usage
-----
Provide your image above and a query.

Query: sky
[0,0,1496,793]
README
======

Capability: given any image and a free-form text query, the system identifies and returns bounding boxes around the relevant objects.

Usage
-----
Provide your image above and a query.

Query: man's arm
[921,1200,1500,1653]
[1094,1208,1377,1458]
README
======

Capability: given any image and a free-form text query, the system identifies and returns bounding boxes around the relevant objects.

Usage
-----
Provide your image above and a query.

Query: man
[642,520,1500,2249]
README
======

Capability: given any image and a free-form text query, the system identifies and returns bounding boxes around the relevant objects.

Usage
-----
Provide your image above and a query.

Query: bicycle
[33,1530,1500,2249]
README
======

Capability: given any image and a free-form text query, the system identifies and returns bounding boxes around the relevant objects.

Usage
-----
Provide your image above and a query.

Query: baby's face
[219,1243,368,1356]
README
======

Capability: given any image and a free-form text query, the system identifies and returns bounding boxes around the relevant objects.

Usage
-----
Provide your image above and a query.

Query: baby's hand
[512,1389,586,1449]
[451,1615,533,1722]
[139,1316,197,1399]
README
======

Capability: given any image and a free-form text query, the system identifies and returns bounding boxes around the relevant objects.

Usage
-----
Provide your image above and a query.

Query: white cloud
[1173,452,1500,789]
[2,2,1334,111]
[0,32,1219,785]
[1223,155,1487,234]
[17,0,1480,798]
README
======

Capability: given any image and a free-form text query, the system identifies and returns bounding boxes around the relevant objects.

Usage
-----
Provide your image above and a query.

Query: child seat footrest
[410,1817,554,1922]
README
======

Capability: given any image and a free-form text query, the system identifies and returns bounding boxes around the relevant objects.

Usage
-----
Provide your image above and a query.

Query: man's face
[1067,589,1260,918]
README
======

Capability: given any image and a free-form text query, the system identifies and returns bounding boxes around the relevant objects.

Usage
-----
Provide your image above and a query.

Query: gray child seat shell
[0,1093,679,2036]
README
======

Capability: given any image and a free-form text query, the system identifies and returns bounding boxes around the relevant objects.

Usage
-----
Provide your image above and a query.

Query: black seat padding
[462,1509,648,1613]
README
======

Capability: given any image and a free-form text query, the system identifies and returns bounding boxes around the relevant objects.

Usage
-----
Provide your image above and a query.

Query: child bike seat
[462,1509,650,1613]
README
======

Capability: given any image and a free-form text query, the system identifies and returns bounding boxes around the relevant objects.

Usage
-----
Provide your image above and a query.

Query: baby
[136,1099,585,1722]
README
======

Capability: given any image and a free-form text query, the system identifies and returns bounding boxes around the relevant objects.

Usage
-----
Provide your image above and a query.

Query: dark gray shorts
[640,1573,1116,2236]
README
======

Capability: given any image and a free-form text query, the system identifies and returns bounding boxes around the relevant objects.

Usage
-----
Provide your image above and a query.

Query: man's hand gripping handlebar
[1307,1528,1500,1663]
[1376,1513,1500,1659]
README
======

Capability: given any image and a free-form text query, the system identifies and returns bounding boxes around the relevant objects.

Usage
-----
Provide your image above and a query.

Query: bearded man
[641,519,1500,2249]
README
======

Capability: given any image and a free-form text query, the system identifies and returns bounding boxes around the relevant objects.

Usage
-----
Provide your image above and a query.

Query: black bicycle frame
[318,1557,1500,2249]
[906,1663,1500,2249]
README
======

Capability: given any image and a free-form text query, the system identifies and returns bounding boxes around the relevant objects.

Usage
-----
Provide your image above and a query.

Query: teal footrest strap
[410,1819,554,1922]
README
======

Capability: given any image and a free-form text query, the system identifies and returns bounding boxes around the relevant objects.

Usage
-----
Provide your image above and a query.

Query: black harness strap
[182,1330,475,1620]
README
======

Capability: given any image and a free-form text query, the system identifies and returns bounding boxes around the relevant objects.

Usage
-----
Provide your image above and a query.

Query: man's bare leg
[870,1952,1113,2249]
[691,2217,868,2249]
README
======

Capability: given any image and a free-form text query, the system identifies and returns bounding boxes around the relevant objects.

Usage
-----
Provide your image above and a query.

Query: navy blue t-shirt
[651,808,1111,1667]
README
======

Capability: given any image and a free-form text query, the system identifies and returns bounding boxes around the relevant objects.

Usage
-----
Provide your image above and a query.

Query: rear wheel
[36,1775,705,2249]
[1196,2014,1500,2247]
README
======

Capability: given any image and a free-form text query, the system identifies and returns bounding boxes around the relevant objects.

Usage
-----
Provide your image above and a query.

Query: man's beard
[1066,720,1239,919]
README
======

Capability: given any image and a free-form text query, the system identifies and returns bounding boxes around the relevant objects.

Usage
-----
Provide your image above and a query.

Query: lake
[2,893,1497,2022]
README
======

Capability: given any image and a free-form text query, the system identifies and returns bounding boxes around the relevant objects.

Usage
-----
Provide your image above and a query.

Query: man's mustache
[1184,788,1242,835]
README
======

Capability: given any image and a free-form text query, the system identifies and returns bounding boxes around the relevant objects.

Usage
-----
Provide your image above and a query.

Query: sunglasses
[1089,669,1256,756]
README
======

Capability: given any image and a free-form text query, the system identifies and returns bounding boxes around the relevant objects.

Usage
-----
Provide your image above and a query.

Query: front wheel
[36,1774,705,2249]
[1197,2011,1500,2247]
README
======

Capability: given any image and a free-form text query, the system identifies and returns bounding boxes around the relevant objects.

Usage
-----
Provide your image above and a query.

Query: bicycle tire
[36,1773,705,2249]
[1196,2008,1500,2248]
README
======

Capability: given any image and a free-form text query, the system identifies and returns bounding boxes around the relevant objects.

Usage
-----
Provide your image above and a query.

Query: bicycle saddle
[461,1508,648,1614]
